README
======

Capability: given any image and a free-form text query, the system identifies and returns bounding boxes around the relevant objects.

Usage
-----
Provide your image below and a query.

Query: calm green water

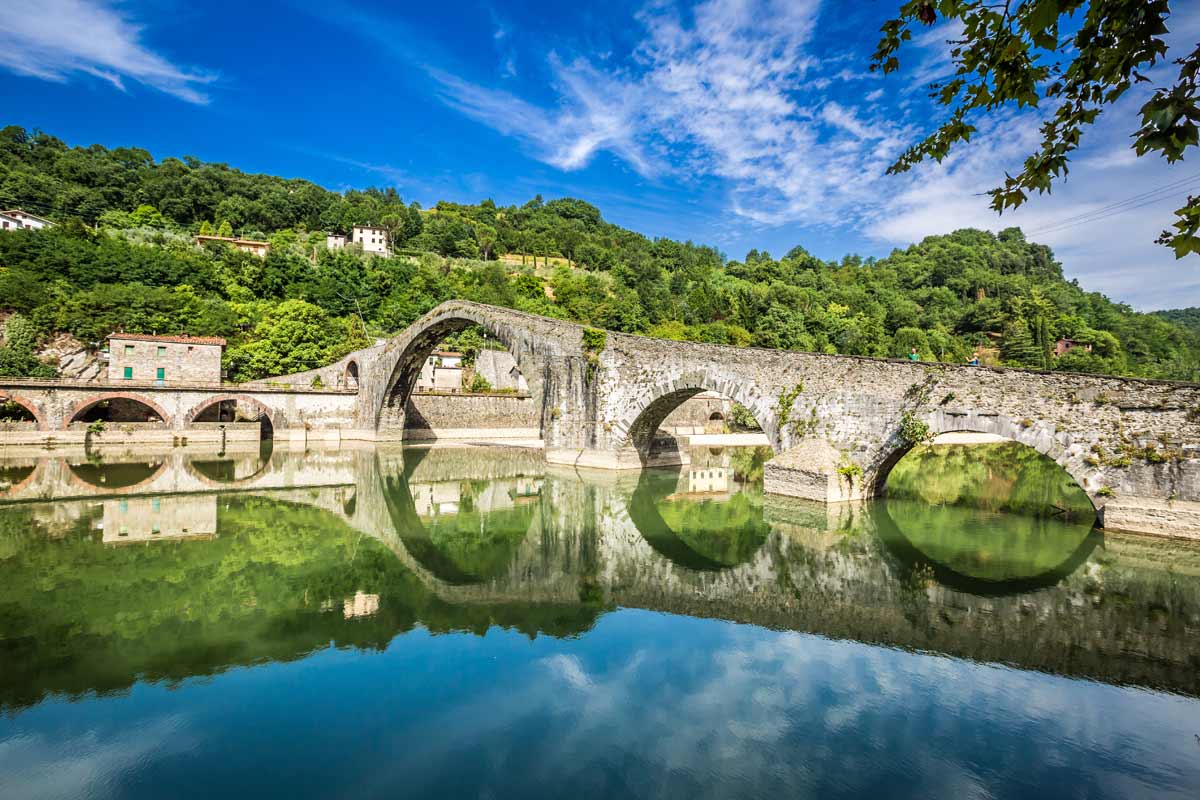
[1,442,1199,799]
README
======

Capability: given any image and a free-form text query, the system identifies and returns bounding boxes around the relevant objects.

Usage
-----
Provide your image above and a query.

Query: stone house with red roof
[106,333,226,385]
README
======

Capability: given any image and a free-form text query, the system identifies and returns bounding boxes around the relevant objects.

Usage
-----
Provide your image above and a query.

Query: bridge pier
[762,440,870,503]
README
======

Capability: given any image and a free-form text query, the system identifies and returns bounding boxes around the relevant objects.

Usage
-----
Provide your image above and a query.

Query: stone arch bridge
[6,299,1200,535]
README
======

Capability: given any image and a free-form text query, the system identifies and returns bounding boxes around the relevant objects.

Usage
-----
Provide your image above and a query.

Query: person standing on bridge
[908,348,920,362]
[968,351,981,366]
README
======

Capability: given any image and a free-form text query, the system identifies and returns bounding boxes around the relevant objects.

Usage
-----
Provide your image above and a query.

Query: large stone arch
[867,410,1104,510]
[64,392,171,429]
[184,394,283,430]
[612,372,777,455]
[368,304,548,432]
[0,391,45,430]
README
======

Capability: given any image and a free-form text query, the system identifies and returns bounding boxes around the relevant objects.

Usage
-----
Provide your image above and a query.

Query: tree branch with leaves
[872,0,1200,256]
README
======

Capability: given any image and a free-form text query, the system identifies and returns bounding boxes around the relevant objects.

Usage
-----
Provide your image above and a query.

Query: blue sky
[1,0,1199,308]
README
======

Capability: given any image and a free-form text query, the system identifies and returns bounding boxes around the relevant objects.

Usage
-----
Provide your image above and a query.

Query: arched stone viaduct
[7,299,1200,535]
[324,300,1200,536]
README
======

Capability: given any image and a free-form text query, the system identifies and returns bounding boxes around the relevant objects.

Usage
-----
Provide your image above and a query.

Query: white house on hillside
[1,209,53,230]
[352,224,389,256]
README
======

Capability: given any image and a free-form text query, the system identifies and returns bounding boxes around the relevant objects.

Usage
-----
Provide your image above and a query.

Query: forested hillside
[0,125,1197,383]
[1152,307,1200,337]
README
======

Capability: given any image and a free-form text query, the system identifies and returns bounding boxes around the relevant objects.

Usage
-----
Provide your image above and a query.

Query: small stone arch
[612,374,776,455]
[869,411,1102,510]
[0,392,45,430]
[184,394,281,439]
[344,359,360,391]
[65,392,171,429]
[372,306,540,430]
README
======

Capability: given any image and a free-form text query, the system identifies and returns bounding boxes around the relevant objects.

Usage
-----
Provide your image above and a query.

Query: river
[1,441,1198,799]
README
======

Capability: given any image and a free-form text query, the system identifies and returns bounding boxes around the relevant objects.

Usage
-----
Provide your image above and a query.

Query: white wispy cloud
[0,0,216,104]
[430,0,916,225]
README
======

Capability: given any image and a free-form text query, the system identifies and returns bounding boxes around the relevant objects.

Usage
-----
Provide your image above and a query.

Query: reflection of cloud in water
[0,716,193,800]
[361,618,1200,799]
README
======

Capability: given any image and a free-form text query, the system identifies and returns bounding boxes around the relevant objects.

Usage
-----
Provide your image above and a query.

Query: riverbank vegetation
[1,126,1197,382]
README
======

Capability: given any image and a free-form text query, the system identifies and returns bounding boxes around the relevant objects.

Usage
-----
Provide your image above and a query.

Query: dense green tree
[224,299,370,379]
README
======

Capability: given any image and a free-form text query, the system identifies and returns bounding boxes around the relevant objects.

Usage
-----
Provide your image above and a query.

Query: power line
[1026,186,1197,238]
[1023,172,1200,237]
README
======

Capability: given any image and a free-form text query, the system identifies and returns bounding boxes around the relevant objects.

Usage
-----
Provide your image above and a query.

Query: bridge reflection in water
[2,441,1199,717]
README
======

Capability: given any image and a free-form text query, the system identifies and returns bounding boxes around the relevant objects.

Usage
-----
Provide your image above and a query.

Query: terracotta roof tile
[108,333,226,346]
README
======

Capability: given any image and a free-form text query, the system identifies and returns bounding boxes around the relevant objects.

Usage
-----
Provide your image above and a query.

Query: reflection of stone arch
[873,501,1102,596]
[0,460,41,498]
[0,392,45,429]
[627,469,736,571]
[371,304,543,431]
[613,374,776,454]
[378,472,541,586]
[185,449,275,487]
[185,394,281,435]
[65,392,170,429]
[868,417,1101,508]
[66,459,166,492]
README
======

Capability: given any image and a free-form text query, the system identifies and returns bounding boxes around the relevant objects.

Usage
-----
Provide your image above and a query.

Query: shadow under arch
[872,499,1102,596]
[614,375,776,463]
[67,393,169,427]
[67,458,166,490]
[627,467,770,571]
[379,469,542,586]
[374,309,540,431]
[186,395,278,440]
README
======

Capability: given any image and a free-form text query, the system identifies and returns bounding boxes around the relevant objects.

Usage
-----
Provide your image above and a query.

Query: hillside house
[352,224,389,256]
[1054,338,1093,357]
[1,209,53,230]
[107,333,226,385]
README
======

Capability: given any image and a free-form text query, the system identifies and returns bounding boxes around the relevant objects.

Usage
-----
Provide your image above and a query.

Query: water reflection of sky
[4,611,1198,800]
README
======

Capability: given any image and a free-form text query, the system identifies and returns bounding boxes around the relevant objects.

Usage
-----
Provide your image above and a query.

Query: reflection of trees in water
[727,446,773,485]
[0,494,600,713]
[877,499,1098,591]
[385,472,542,585]
[656,492,768,567]
[420,502,537,583]
[630,469,769,569]
[887,442,1094,520]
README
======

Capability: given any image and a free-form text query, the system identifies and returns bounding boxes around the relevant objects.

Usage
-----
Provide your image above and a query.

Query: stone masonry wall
[402,392,541,431]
